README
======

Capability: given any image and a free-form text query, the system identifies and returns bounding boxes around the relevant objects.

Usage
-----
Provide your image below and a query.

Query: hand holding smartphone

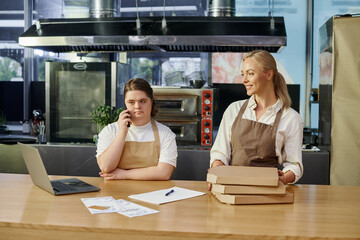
[119,109,132,129]
[125,109,131,128]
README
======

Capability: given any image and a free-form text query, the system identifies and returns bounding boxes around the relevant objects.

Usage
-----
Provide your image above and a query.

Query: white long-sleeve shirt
[210,96,303,183]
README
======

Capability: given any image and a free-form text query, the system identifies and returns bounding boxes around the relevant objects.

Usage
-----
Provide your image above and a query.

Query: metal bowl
[190,80,206,88]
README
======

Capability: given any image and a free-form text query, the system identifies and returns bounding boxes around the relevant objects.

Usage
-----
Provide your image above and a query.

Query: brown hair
[124,78,158,117]
[243,50,291,109]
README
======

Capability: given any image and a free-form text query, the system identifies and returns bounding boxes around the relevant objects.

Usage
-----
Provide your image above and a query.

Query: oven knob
[204,93,211,98]
[204,121,210,126]
[204,128,210,133]
[204,134,210,139]
[204,99,211,105]
[204,106,210,111]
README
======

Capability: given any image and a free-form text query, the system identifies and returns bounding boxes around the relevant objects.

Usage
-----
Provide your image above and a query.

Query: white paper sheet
[128,186,205,205]
[116,199,159,218]
[81,196,122,214]
[81,197,159,217]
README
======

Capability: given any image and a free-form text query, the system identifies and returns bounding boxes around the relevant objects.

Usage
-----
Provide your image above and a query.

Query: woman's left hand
[99,168,127,180]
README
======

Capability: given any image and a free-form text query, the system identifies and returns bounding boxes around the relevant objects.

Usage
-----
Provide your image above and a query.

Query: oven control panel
[201,90,213,145]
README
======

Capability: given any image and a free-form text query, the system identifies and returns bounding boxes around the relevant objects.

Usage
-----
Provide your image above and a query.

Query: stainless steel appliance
[152,87,218,146]
[45,62,130,143]
[19,16,286,53]
[318,14,360,185]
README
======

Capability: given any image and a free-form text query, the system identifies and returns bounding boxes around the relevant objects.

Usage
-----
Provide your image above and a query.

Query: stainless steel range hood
[19,16,287,53]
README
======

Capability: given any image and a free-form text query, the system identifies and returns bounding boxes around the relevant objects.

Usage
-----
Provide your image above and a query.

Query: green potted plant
[90,105,124,133]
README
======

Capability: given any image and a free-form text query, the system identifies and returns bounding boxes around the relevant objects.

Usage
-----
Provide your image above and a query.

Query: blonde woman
[210,50,303,187]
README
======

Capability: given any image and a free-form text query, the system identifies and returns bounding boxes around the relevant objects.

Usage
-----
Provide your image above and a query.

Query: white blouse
[210,96,304,183]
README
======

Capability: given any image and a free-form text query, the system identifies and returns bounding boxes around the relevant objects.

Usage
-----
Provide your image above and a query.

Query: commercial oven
[45,61,130,143]
[152,87,218,146]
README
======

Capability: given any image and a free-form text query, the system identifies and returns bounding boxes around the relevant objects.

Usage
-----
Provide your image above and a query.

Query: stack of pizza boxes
[207,166,294,205]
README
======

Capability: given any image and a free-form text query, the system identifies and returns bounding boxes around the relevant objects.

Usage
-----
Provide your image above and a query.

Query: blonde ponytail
[274,72,291,109]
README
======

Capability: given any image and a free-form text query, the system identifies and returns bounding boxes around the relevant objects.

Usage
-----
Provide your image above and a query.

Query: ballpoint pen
[165,189,174,196]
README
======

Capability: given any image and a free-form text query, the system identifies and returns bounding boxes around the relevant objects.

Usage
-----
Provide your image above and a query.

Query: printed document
[81,196,121,214]
[81,196,159,217]
[116,199,159,218]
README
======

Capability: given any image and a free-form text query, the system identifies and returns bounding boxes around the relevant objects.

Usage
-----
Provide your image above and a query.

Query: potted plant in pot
[90,105,124,133]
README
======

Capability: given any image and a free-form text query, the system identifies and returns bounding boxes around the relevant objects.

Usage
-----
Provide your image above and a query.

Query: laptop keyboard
[51,181,76,192]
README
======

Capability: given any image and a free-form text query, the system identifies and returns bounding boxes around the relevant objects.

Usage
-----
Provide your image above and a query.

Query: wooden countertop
[0,173,359,240]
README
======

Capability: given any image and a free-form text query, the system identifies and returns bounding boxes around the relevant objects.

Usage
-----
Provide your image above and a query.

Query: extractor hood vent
[19,16,287,53]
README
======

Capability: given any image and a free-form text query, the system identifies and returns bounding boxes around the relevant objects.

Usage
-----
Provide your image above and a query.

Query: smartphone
[125,109,131,127]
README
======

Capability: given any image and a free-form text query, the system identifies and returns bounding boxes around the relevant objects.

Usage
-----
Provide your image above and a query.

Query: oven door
[154,95,198,117]
[157,120,199,143]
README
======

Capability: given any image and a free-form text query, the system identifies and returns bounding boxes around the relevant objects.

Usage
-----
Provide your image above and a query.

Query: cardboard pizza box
[211,181,286,195]
[211,190,294,205]
[207,166,278,186]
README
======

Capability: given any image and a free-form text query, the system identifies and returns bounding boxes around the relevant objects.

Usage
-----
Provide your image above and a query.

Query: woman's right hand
[117,110,132,132]
[208,160,225,191]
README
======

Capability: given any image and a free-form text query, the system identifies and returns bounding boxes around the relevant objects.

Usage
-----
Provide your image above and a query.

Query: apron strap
[231,99,249,133]
[151,119,160,157]
[239,99,249,116]
[272,109,283,135]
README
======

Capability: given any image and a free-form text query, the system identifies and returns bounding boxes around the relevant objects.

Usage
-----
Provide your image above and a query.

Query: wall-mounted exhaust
[19,0,286,53]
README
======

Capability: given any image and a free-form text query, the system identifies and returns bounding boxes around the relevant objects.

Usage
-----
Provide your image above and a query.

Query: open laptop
[18,143,100,195]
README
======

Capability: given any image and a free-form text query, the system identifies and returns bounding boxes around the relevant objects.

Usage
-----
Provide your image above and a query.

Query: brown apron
[117,119,160,170]
[230,99,282,167]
